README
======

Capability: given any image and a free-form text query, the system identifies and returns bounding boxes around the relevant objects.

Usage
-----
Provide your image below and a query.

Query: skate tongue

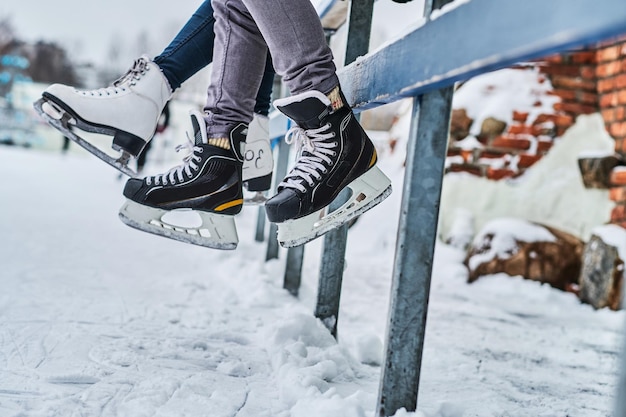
[275,91,332,130]
[189,110,208,146]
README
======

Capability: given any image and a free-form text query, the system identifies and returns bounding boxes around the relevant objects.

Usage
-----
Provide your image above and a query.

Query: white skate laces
[77,56,150,97]
[146,134,203,186]
[279,124,338,193]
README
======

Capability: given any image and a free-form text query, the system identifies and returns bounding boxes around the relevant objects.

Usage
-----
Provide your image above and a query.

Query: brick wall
[447,68,562,180]
[597,38,626,230]
[448,36,626,229]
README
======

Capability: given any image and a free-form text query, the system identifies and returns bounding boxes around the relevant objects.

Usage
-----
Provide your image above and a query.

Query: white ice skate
[33,55,172,177]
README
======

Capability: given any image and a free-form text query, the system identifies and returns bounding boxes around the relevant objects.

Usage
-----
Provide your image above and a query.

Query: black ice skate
[33,56,172,177]
[265,88,392,247]
[118,110,246,249]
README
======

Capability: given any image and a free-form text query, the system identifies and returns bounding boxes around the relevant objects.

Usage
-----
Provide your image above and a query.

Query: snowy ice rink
[0,146,624,416]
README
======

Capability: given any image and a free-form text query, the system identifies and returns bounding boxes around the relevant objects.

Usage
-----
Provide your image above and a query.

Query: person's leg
[254,55,275,116]
[117,0,269,248]
[230,0,391,247]
[153,1,216,92]
[155,0,276,107]
[241,0,338,96]
[203,0,268,138]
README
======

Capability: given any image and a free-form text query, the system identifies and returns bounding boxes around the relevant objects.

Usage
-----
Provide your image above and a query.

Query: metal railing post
[255,206,266,242]
[314,0,375,338]
[376,1,454,414]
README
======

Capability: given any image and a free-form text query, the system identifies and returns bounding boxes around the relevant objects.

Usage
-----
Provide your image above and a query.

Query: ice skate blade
[118,199,239,250]
[33,98,139,178]
[276,166,392,248]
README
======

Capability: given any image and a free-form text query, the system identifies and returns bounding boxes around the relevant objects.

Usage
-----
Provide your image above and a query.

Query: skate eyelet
[198,148,204,153]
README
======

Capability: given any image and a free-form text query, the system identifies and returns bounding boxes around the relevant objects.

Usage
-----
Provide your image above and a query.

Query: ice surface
[0,146,623,416]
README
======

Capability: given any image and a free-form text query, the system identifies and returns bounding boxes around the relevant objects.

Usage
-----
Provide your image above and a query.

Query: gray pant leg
[241,0,339,95]
[205,0,339,137]
[205,0,267,138]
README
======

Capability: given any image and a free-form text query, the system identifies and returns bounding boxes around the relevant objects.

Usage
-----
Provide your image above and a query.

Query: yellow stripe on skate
[369,150,378,168]
[214,199,244,211]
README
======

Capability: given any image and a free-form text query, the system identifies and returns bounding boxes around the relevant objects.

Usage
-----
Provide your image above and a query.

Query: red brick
[446,164,483,177]
[615,138,626,155]
[597,46,622,62]
[512,111,529,123]
[603,108,617,123]
[460,150,473,163]
[617,74,626,89]
[491,135,532,150]
[478,149,507,159]
[517,153,543,168]
[609,187,626,202]
[486,167,517,180]
[550,75,596,91]
[580,66,596,80]
[601,92,619,108]
[531,124,554,136]
[537,140,554,153]
[571,50,597,64]
[620,89,626,105]
[598,78,616,93]
[610,122,626,138]
[611,204,626,222]
[549,89,577,101]
[611,168,626,186]
[540,64,582,77]
[507,124,533,135]
[617,106,626,121]
[554,101,597,115]
[533,114,556,125]
[597,61,623,78]
[554,114,574,127]
[447,148,461,158]
[576,91,599,105]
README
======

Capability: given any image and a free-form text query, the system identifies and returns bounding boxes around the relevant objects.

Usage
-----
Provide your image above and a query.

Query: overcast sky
[0,0,425,67]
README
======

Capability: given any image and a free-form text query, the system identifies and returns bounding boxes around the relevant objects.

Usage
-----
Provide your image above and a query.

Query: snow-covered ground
[0,145,624,417]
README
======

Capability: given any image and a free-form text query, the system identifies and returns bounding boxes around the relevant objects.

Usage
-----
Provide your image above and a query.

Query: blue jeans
[153,0,275,116]
[205,0,339,138]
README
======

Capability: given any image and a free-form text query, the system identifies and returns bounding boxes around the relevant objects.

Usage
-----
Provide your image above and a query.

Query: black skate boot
[118,110,247,249]
[265,87,392,247]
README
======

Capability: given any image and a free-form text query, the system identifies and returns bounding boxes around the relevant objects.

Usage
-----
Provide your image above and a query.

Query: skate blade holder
[119,200,239,250]
[36,99,71,122]
[33,98,139,178]
[276,166,392,248]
